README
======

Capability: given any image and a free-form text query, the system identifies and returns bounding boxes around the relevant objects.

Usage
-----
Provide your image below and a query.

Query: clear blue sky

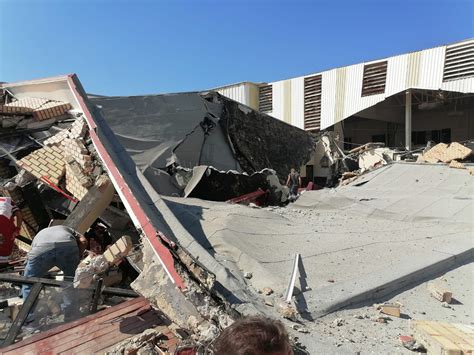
[0,0,472,96]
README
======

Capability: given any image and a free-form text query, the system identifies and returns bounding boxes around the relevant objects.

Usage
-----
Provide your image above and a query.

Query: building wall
[214,39,474,132]
[215,82,259,110]
[343,103,474,147]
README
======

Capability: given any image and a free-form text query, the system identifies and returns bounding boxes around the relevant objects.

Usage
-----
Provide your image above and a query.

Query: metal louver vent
[443,41,474,82]
[304,75,322,131]
[258,84,272,113]
[361,61,388,96]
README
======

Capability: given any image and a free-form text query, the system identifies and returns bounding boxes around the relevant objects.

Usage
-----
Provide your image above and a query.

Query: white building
[214,38,474,151]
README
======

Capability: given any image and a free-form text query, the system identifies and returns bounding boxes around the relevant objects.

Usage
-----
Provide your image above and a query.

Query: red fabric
[0,215,16,257]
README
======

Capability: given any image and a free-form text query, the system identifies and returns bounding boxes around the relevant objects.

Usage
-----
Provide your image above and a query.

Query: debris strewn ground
[1,76,473,354]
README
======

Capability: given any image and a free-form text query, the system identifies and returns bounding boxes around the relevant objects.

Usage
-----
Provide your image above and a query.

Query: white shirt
[0,197,19,220]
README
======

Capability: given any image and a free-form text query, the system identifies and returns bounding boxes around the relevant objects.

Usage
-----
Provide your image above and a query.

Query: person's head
[290,168,296,174]
[212,316,293,355]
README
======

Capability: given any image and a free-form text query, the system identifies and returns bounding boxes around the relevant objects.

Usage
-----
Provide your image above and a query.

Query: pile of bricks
[44,117,88,146]
[0,97,48,114]
[63,138,93,173]
[69,117,88,139]
[32,100,72,121]
[421,142,472,163]
[0,97,72,120]
[15,115,96,200]
[43,129,70,146]
[65,159,93,200]
[17,145,65,185]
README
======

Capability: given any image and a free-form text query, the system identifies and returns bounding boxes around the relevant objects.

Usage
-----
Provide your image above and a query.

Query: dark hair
[212,316,292,355]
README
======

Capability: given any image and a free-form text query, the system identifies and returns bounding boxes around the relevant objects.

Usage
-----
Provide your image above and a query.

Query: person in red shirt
[0,196,23,263]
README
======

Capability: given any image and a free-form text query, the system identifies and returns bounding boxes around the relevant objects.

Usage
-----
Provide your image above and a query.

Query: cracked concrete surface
[161,162,473,352]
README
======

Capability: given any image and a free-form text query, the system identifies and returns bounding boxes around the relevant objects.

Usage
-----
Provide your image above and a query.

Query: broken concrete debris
[427,282,453,304]
[74,235,133,288]
[399,335,425,352]
[448,159,465,169]
[375,303,401,318]
[91,91,313,205]
[420,141,473,163]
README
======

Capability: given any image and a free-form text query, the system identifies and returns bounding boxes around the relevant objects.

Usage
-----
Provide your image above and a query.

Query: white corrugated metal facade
[214,82,260,110]
[214,38,474,130]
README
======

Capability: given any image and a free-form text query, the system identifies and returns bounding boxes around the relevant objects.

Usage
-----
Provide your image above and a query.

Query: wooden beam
[0,273,138,298]
[2,282,42,347]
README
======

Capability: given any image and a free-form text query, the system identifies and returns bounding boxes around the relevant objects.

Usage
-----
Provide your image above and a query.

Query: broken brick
[63,138,93,170]
[32,101,72,121]
[449,160,465,169]
[0,97,48,115]
[17,145,65,185]
[65,161,93,200]
[69,117,88,139]
[103,235,133,265]
[422,142,472,163]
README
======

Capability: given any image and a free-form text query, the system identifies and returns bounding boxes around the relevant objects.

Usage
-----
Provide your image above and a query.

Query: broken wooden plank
[0,297,148,354]
[410,320,474,355]
[2,282,43,347]
[0,273,138,298]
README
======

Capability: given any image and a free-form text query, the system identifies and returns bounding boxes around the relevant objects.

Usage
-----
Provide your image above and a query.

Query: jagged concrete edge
[135,166,276,317]
[79,80,272,319]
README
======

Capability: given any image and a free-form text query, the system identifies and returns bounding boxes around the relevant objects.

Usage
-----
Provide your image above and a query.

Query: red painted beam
[227,188,268,205]
[66,75,184,289]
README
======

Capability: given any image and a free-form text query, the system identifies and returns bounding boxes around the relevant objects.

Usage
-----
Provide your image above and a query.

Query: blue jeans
[22,242,80,312]
[290,184,298,195]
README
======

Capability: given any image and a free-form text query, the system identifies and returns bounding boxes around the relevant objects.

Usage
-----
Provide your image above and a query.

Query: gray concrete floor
[307,262,473,354]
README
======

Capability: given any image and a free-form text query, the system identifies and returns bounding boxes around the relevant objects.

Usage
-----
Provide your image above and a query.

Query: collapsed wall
[90,92,314,200]
[0,76,315,350]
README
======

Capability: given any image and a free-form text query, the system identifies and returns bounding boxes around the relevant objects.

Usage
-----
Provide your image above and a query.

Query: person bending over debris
[212,316,293,355]
[22,225,88,303]
[84,222,113,254]
[286,168,301,201]
[0,196,23,264]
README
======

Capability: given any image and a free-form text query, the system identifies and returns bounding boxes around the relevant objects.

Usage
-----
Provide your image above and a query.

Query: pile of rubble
[0,97,72,130]
[1,76,472,354]
[336,140,474,186]
[0,79,315,352]
[418,141,474,173]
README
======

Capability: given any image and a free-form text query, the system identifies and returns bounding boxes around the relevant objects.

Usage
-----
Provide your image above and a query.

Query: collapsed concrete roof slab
[161,162,473,320]
[90,92,314,187]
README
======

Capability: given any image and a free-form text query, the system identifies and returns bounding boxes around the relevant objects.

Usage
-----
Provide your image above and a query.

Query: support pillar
[405,90,412,151]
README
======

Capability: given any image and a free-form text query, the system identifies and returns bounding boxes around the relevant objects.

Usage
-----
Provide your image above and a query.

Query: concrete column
[405,90,412,151]
[63,175,115,234]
